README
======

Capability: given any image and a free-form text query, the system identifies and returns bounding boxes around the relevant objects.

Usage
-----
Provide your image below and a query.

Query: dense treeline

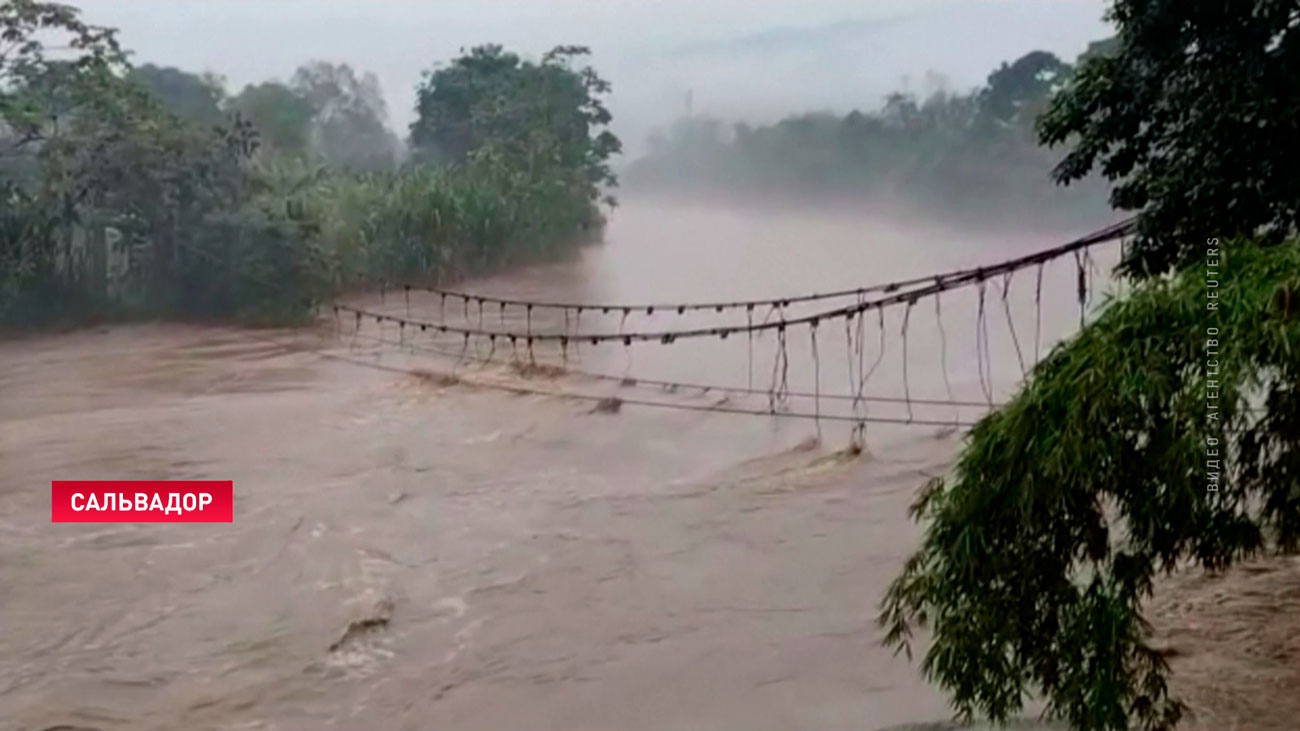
[624,44,1116,226]
[0,1,619,328]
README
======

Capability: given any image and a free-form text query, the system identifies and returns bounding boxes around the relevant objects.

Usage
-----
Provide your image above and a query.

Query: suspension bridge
[320,217,1136,449]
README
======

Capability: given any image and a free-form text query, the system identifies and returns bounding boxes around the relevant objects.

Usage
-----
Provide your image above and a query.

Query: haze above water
[76,0,1112,155]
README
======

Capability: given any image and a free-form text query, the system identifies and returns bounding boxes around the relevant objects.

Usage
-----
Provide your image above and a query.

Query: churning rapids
[0,199,1116,731]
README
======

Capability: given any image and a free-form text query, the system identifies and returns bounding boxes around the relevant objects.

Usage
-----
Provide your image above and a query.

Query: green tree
[1,0,124,151]
[0,0,327,325]
[409,44,621,204]
[408,44,522,163]
[231,81,315,158]
[1,0,127,317]
[1039,1,1300,277]
[129,63,226,126]
[290,60,398,171]
[979,50,1072,130]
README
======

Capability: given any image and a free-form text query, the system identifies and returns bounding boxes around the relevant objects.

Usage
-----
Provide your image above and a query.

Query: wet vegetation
[882,2,1300,729]
[623,43,1118,227]
[0,1,619,328]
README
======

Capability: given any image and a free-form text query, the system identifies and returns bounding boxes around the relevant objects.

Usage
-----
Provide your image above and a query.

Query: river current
[0,198,1115,731]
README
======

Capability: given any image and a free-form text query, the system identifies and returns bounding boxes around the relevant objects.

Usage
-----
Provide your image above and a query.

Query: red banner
[51,481,233,522]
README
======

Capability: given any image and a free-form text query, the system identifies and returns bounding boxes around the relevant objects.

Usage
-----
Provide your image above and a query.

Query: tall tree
[231,81,314,158]
[290,61,398,171]
[1,0,128,312]
[979,50,1072,129]
[1039,0,1300,277]
[408,44,522,163]
[409,45,621,203]
[1,0,125,153]
[129,64,226,127]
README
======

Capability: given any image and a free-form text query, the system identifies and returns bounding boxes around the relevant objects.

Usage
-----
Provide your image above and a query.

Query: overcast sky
[75,0,1114,156]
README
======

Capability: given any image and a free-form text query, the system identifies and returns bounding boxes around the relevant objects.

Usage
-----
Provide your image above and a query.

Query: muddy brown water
[0,199,1115,731]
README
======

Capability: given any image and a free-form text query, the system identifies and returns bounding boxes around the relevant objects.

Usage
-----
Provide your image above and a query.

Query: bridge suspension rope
[344,326,1001,409]
[174,214,1136,436]
[334,217,1135,347]
[239,325,982,428]
[378,217,1137,320]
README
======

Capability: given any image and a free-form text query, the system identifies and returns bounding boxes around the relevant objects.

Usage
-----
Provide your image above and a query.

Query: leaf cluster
[1039,0,1300,278]
[409,44,622,204]
[882,239,1300,730]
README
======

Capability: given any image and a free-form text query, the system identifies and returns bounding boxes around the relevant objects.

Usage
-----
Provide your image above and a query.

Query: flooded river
[0,199,1115,730]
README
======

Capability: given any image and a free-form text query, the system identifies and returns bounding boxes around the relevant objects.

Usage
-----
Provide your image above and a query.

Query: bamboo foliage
[881,239,1300,731]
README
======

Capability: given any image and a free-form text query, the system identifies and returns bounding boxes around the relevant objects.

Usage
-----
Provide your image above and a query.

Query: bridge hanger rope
[169,218,1132,434]
[394,272,940,317]
[344,326,1001,409]
[235,323,984,428]
[335,217,1136,346]
[381,217,1138,318]
[335,247,1078,346]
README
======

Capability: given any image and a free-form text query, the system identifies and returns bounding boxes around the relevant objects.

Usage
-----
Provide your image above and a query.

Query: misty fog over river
[0,198,1118,730]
